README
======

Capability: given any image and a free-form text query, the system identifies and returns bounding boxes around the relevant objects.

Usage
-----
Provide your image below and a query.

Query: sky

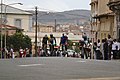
[3,0,91,12]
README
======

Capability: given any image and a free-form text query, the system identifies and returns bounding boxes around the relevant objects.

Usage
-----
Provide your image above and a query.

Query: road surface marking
[77,61,86,63]
[67,77,120,80]
[18,64,44,67]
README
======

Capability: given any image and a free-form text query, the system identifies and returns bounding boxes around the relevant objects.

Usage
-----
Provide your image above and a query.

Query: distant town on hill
[29,9,91,25]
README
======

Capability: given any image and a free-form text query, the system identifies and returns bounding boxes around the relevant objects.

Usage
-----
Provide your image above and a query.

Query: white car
[67,49,78,57]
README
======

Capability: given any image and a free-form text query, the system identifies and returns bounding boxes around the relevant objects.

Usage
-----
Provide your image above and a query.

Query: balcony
[108,0,120,5]
[108,0,120,11]
[92,12,98,18]
[90,0,98,5]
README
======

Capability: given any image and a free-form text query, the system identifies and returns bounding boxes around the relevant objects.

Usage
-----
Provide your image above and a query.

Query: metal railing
[109,0,120,3]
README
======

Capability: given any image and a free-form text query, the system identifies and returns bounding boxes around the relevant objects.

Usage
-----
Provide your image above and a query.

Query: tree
[7,32,32,51]
[67,40,80,53]
[67,40,73,50]
[74,42,80,53]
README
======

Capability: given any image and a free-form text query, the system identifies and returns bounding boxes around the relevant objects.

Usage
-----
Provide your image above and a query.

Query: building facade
[32,24,53,33]
[108,0,120,39]
[0,24,22,35]
[0,4,32,32]
[90,0,115,42]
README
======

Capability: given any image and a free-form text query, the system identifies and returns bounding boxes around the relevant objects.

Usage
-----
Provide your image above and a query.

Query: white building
[0,4,33,32]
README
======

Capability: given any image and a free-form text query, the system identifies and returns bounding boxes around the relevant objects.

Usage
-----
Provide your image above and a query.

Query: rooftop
[0,4,32,15]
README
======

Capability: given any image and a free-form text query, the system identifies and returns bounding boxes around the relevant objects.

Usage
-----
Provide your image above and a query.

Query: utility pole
[35,6,38,56]
[1,0,3,59]
[55,19,56,32]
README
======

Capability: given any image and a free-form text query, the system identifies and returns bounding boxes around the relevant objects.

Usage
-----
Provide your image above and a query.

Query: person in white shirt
[19,48,23,58]
[116,40,120,50]
[117,39,120,59]
[10,48,14,58]
[112,39,118,59]
[96,39,102,59]
[101,39,105,60]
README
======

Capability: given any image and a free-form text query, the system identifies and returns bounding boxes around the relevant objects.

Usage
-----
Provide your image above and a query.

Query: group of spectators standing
[19,48,32,58]
[80,33,120,60]
[1,47,32,59]
[93,35,120,60]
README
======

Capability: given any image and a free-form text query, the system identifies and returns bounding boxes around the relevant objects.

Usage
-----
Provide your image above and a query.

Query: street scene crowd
[0,33,120,60]
[80,34,120,60]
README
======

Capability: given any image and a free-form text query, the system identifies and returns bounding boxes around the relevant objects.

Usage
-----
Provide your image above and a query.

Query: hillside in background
[30,9,91,25]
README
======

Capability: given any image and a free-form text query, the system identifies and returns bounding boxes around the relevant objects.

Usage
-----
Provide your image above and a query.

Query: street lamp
[4,3,23,53]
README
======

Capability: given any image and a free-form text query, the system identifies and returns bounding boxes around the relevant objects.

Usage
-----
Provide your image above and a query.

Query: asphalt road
[0,57,120,80]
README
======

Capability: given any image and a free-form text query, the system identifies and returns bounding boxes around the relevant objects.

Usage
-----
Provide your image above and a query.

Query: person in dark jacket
[60,34,68,51]
[49,34,56,56]
[42,35,49,56]
[93,42,97,59]
[107,34,112,60]
[103,38,109,60]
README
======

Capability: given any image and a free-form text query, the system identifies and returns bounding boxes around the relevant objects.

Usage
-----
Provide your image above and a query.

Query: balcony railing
[109,0,120,3]
[90,0,98,5]
[91,0,98,2]
[108,0,120,11]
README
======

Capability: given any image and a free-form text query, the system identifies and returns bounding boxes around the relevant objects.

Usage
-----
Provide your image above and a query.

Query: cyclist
[48,34,56,56]
[42,35,49,56]
[60,33,68,57]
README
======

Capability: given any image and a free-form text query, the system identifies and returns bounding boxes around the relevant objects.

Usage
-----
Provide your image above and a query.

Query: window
[119,15,120,22]
[0,18,5,24]
[14,19,22,28]
[118,29,120,39]
[104,33,106,38]
[101,33,103,39]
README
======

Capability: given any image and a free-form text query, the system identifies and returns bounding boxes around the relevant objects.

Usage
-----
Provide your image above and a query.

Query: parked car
[67,49,78,57]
